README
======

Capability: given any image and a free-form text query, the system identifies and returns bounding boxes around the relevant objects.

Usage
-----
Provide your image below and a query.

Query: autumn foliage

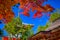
[0,0,18,23]
[0,0,54,23]
[19,0,54,18]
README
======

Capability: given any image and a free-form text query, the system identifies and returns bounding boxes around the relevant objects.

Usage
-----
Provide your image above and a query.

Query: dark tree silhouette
[0,29,3,37]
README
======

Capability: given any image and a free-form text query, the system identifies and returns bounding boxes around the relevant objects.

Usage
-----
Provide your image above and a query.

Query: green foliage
[37,22,50,32]
[4,17,22,36]
[20,24,34,40]
[50,12,60,22]
[4,17,34,40]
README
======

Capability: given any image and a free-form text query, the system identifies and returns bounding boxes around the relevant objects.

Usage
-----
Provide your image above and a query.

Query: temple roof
[28,18,60,40]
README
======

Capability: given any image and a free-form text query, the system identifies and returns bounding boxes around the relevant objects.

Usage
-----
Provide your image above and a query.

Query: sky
[0,0,60,36]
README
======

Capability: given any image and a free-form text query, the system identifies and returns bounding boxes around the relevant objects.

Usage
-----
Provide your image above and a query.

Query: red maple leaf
[33,11,43,18]
[19,0,54,18]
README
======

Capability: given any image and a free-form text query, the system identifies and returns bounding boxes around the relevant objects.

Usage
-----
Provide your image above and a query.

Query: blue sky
[0,0,60,36]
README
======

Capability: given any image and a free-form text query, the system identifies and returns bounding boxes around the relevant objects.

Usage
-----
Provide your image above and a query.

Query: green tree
[50,11,60,22]
[37,22,50,32]
[4,17,22,40]
[20,24,34,40]
[4,17,34,40]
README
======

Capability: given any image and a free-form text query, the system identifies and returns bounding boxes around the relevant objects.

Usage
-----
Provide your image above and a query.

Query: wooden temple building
[28,19,60,40]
